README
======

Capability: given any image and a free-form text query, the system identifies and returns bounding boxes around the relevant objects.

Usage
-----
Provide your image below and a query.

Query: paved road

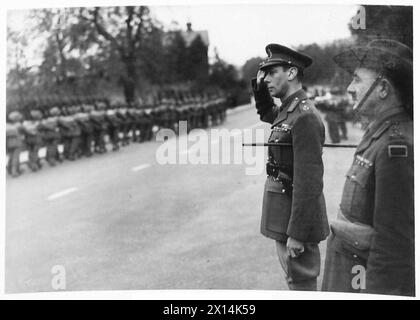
[5,105,363,293]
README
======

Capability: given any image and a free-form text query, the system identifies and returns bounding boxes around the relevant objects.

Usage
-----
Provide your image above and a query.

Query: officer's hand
[251,71,272,118]
[256,70,266,90]
[286,237,305,258]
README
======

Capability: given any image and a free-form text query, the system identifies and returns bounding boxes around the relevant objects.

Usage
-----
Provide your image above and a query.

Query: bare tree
[81,6,156,103]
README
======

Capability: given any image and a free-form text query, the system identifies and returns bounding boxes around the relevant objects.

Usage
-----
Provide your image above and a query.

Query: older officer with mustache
[322,39,414,296]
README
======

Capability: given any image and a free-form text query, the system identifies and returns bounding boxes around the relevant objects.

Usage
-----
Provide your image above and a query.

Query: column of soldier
[6,91,228,177]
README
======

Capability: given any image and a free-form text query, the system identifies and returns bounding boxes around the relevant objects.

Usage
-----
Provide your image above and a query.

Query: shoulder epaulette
[287,97,300,113]
[372,121,391,139]
[299,99,313,112]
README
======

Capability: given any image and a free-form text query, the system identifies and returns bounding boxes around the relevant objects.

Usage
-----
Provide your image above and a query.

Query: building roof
[163,23,209,48]
[180,29,209,47]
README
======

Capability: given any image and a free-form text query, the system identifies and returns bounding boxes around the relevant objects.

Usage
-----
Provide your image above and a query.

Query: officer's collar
[356,106,409,154]
[280,89,306,109]
[365,106,407,137]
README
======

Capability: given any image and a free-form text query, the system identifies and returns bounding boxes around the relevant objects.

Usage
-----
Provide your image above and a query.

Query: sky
[6,1,358,68]
[150,4,358,66]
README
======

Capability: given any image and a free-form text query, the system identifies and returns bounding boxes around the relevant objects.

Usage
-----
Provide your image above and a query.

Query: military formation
[6,92,228,177]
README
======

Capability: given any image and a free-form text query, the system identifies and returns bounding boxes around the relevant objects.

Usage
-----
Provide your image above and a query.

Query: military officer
[322,39,414,296]
[252,44,329,291]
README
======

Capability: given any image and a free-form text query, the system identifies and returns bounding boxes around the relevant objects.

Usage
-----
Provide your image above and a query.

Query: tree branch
[126,6,134,53]
[134,6,147,48]
[91,7,125,58]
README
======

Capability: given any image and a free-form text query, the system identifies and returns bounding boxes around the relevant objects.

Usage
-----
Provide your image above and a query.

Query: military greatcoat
[322,107,414,296]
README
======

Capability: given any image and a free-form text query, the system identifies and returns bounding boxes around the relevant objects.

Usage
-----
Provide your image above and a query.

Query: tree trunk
[122,56,138,104]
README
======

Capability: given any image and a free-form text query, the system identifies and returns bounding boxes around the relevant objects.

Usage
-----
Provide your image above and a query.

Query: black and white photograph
[2,0,416,300]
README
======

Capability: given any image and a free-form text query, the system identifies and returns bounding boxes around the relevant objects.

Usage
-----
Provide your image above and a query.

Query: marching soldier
[193,94,204,129]
[322,40,414,296]
[38,106,62,166]
[59,105,82,160]
[200,94,210,129]
[75,104,95,157]
[186,94,195,133]
[126,104,139,142]
[6,110,24,177]
[116,102,131,146]
[21,108,44,171]
[134,103,153,142]
[209,95,220,127]
[90,101,108,153]
[252,44,329,291]
[217,92,228,123]
[105,102,122,151]
[176,93,189,134]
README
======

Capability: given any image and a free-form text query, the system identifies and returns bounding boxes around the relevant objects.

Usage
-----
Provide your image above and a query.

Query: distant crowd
[6,92,228,177]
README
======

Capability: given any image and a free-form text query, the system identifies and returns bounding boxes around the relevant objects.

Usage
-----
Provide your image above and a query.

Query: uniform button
[282,189,286,193]
[353,254,358,259]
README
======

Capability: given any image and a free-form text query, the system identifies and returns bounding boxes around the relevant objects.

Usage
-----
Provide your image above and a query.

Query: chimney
[186,22,192,32]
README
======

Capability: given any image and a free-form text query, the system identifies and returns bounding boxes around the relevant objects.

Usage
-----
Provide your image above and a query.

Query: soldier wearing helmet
[6,109,24,177]
[21,108,44,171]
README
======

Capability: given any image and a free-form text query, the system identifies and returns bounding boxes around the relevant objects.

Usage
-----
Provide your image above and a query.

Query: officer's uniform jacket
[260,89,329,243]
[323,107,414,296]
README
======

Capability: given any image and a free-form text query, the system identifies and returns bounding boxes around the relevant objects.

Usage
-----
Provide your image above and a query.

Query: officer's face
[347,67,381,121]
[263,65,290,99]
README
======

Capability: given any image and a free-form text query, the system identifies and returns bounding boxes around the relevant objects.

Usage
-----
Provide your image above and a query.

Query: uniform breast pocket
[341,164,373,219]
[268,127,293,164]
[262,179,292,234]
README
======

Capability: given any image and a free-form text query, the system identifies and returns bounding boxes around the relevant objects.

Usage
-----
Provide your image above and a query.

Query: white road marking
[47,188,78,201]
[132,164,151,172]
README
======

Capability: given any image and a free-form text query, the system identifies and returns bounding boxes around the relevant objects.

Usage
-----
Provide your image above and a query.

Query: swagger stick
[242,142,358,148]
